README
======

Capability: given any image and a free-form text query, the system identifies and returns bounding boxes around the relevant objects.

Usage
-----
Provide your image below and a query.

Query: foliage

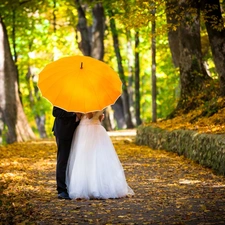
[1,0,179,136]
[109,0,165,30]
[0,0,81,138]
[1,134,225,224]
[104,1,179,123]
[146,93,225,135]
[0,0,222,138]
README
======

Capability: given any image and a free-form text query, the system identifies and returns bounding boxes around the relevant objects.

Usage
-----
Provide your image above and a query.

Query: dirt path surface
[1,130,225,224]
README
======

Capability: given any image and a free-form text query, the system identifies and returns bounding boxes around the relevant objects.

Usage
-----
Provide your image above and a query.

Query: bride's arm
[99,113,104,122]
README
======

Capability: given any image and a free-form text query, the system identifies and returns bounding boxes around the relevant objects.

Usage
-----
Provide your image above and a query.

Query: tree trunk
[0,17,7,144]
[111,98,126,129]
[151,12,157,123]
[134,31,142,126]
[0,112,3,144]
[165,0,180,67]
[126,30,135,125]
[91,2,113,131]
[177,0,211,111]
[35,116,47,138]
[201,0,225,96]
[108,9,134,129]
[91,3,105,60]
[75,1,115,130]
[0,17,35,143]
[75,0,91,56]
[102,107,113,131]
[26,67,47,138]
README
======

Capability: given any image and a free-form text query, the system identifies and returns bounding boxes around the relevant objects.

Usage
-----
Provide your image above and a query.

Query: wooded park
[1,0,225,144]
[1,0,225,224]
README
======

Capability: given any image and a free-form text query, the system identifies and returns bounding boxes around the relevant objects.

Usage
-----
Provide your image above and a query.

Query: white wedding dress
[66,111,134,199]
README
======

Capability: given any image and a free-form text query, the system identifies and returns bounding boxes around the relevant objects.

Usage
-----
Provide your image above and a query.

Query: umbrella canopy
[38,55,122,113]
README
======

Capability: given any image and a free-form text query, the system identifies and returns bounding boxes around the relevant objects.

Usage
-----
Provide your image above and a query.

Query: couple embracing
[52,106,134,200]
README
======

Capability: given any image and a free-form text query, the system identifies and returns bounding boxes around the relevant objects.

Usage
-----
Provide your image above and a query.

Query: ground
[150,96,225,134]
[1,130,225,225]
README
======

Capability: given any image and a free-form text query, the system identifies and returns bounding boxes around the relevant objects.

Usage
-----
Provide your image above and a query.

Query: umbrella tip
[80,62,83,69]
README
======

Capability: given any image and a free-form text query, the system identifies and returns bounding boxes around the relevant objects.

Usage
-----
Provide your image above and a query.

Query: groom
[52,106,80,200]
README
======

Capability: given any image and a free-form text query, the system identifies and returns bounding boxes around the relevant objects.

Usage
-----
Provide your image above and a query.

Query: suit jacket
[52,106,79,140]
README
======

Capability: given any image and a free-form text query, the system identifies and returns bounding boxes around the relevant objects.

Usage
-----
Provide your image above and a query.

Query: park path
[1,130,225,224]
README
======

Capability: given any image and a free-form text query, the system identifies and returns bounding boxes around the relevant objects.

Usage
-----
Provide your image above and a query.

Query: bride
[66,110,134,199]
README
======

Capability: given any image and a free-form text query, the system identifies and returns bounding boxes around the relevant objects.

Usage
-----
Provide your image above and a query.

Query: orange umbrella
[38,55,122,113]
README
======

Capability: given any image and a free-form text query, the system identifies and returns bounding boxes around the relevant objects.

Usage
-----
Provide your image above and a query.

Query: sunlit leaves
[107,0,165,30]
[150,93,225,134]
[1,134,225,223]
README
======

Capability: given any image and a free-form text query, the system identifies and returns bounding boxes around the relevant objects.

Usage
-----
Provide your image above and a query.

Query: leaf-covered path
[1,130,225,225]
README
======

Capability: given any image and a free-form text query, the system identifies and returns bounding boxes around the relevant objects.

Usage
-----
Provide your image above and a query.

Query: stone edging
[136,125,225,175]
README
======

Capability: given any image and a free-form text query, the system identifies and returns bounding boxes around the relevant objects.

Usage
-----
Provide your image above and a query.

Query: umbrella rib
[39,69,74,96]
[52,82,69,110]
[100,81,121,106]
[82,74,100,112]
[82,68,122,112]
[68,73,86,113]
[42,76,73,111]
[38,56,122,113]
[89,77,120,112]
[39,69,72,86]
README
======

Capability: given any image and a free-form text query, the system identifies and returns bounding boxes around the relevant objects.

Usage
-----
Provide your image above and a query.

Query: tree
[75,0,91,56]
[0,17,35,143]
[201,0,225,96]
[26,67,47,138]
[108,9,134,129]
[126,30,136,125]
[75,0,116,130]
[166,0,211,113]
[134,31,142,126]
[151,6,157,123]
[91,2,105,60]
[165,0,180,67]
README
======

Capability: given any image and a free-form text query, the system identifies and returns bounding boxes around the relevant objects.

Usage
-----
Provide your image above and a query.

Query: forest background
[1,0,225,144]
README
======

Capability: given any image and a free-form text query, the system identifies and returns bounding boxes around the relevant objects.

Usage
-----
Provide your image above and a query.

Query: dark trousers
[56,137,73,194]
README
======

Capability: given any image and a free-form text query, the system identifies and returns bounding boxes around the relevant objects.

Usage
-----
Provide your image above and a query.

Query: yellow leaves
[179,179,201,185]
[153,97,225,134]
[1,135,225,224]
[217,97,223,104]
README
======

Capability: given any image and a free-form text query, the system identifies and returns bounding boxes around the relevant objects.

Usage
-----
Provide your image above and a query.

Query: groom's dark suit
[52,106,80,195]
